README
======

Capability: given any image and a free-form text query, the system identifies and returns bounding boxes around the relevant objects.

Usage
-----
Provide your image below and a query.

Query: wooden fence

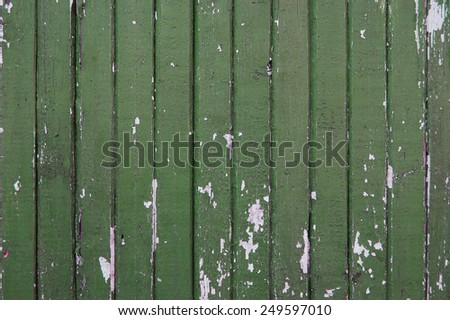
[0,0,449,299]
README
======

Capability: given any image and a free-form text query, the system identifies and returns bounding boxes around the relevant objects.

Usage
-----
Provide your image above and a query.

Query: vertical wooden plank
[348,0,387,299]
[153,0,193,299]
[193,0,232,300]
[309,0,349,299]
[387,0,427,299]
[115,0,154,300]
[36,0,74,299]
[75,0,115,299]
[427,0,450,299]
[0,1,37,299]
[232,0,271,299]
[271,0,310,299]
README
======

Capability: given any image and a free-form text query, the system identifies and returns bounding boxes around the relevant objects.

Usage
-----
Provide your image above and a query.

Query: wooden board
[348,0,388,299]
[271,0,310,300]
[35,0,74,299]
[387,0,427,299]
[153,0,194,299]
[74,0,115,299]
[309,0,349,300]
[114,0,154,300]
[193,0,233,300]
[232,0,271,299]
[427,0,450,300]
[0,0,37,299]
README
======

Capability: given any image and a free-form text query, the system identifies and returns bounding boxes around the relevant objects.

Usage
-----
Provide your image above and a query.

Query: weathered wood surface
[0,0,448,300]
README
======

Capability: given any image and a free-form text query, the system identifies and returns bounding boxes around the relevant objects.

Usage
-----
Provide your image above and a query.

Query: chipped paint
[198,182,215,205]
[109,226,115,294]
[353,231,370,257]
[360,29,366,39]
[98,256,111,283]
[223,134,233,157]
[143,200,152,208]
[240,227,258,260]
[324,287,340,298]
[5,1,12,14]
[427,1,446,47]
[150,179,158,262]
[387,165,393,189]
[414,0,421,53]
[300,229,310,274]
[282,281,290,294]
[247,199,264,232]
[311,191,317,200]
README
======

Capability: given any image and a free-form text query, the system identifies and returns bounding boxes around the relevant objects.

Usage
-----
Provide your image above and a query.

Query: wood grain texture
[387,0,427,299]
[115,0,154,300]
[75,0,115,299]
[36,0,74,299]
[0,0,37,299]
[348,0,387,299]
[309,0,349,300]
[153,0,194,299]
[193,0,233,300]
[232,0,271,299]
[427,0,449,300]
[271,0,310,300]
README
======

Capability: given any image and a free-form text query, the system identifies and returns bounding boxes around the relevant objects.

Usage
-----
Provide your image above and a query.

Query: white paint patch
[223,134,233,156]
[369,154,375,160]
[0,128,3,134]
[311,191,317,200]
[353,231,370,257]
[132,20,136,25]
[374,241,383,251]
[241,180,245,191]
[110,226,115,294]
[212,133,217,140]
[198,182,214,204]
[199,274,211,300]
[414,0,421,54]
[217,44,222,52]
[80,188,85,198]
[247,200,264,232]
[263,195,269,203]
[150,179,158,263]
[360,29,366,39]
[220,238,225,254]
[300,229,310,274]
[240,228,259,260]
[387,165,394,189]
[98,257,111,283]
[13,179,21,192]
[437,273,444,291]
[324,287,340,298]
[282,281,290,294]
[248,263,254,272]
[427,1,446,46]
[5,1,13,13]
[366,287,371,294]
[143,201,152,209]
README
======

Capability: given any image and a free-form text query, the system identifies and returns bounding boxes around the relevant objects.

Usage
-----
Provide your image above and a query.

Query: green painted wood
[427,0,449,300]
[75,0,115,299]
[153,0,194,299]
[115,0,154,300]
[387,0,427,299]
[348,0,387,299]
[36,0,74,299]
[232,0,271,299]
[309,0,349,300]
[193,0,232,300]
[271,0,310,300]
[0,0,37,300]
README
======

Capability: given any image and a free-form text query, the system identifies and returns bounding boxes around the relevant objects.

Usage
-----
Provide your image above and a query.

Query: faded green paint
[348,0,387,299]
[193,0,233,300]
[75,0,115,299]
[153,0,194,299]
[36,0,74,299]
[232,0,271,299]
[309,0,349,300]
[428,0,450,300]
[387,0,427,299]
[0,0,449,301]
[115,0,154,300]
[271,0,310,299]
[1,0,37,300]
